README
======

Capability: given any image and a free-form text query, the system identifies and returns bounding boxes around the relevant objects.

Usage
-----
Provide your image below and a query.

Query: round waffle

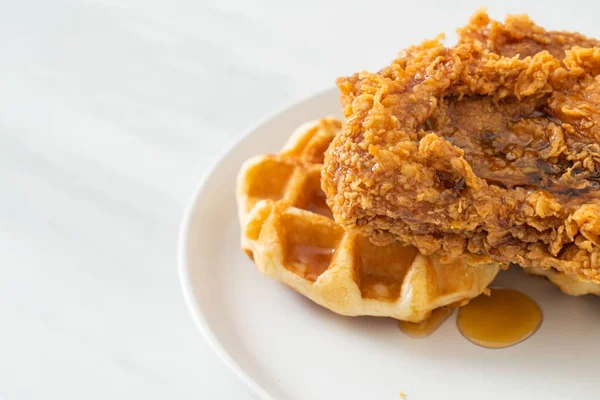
[237,117,500,322]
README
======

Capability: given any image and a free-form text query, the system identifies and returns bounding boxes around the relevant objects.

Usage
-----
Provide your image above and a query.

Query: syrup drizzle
[398,307,454,338]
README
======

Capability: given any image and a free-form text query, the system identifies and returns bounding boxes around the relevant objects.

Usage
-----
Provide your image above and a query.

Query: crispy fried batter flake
[322,10,600,283]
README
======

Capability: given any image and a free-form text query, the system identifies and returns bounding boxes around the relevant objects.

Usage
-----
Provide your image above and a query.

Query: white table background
[1,1,598,398]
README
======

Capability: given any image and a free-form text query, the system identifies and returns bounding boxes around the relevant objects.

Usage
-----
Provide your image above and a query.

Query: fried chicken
[322,10,600,283]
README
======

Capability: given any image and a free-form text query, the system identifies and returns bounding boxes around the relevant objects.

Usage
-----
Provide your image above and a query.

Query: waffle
[237,117,500,322]
[525,267,600,296]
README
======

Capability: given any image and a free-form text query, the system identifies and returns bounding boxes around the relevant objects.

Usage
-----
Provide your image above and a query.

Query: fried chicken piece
[322,10,600,283]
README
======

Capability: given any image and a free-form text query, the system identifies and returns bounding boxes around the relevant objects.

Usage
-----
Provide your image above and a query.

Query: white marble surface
[2,1,599,398]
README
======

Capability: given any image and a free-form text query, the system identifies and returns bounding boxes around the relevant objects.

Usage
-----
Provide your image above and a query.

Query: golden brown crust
[322,10,600,283]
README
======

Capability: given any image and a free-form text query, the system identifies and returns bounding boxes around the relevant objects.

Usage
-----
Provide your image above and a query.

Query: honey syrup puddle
[398,307,454,338]
[398,288,542,348]
[457,288,542,349]
[290,243,335,281]
[304,188,333,219]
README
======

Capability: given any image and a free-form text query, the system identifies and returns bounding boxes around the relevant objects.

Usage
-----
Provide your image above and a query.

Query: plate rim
[177,86,338,400]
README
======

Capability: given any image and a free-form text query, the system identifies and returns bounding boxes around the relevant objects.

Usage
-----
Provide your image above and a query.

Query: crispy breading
[322,10,600,283]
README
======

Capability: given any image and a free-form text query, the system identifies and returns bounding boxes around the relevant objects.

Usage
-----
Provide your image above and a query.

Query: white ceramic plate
[179,88,600,400]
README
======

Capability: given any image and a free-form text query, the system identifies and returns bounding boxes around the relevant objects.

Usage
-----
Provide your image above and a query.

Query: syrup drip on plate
[398,307,454,338]
[456,288,542,349]
[398,288,543,348]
